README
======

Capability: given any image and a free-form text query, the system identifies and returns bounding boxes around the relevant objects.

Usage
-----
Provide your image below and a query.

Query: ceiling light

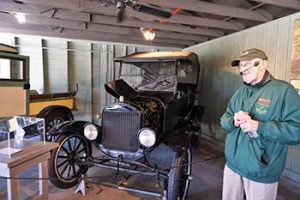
[143,30,155,41]
[140,28,156,41]
[14,13,26,24]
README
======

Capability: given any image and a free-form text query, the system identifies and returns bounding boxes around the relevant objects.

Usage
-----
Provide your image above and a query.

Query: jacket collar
[243,70,273,88]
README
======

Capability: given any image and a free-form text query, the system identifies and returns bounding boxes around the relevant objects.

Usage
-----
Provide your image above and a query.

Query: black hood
[105,79,137,100]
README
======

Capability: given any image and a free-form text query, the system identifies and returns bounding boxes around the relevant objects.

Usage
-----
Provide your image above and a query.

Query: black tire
[45,109,72,141]
[167,148,192,200]
[49,133,91,189]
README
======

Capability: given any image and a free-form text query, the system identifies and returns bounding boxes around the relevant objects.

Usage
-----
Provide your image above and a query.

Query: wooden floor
[1,140,300,200]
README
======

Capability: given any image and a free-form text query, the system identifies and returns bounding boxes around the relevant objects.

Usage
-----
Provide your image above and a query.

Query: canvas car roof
[114,51,197,63]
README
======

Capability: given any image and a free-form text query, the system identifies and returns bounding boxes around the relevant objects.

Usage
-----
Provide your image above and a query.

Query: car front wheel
[49,132,91,189]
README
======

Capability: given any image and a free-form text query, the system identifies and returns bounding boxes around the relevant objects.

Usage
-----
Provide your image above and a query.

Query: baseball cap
[231,48,268,67]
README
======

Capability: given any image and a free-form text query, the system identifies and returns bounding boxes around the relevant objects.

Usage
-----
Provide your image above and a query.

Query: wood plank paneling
[265,21,278,74]
[274,18,290,80]
[186,12,300,183]
[100,44,109,114]
[68,41,92,121]
[43,39,68,93]
[91,43,101,124]
[107,45,115,105]
[16,37,44,93]
[255,24,267,50]
[0,33,15,46]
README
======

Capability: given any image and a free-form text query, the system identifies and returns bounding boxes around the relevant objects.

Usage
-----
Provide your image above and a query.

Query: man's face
[239,58,263,85]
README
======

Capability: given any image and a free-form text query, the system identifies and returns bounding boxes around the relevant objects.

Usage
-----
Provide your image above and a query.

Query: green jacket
[220,72,300,183]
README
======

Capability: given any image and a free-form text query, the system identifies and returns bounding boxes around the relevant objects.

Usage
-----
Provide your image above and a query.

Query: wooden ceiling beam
[0,13,195,47]
[0,12,87,30]
[20,0,168,21]
[0,1,90,21]
[168,15,243,31]
[18,0,163,22]
[87,23,195,45]
[139,0,269,22]
[92,14,224,37]
[0,5,204,43]
[85,5,242,31]
[0,22,186,48]
[18,0,82,10]
[154,31,208,42]
[0,1,219,39]
[17,0,224,36]
[250,0,300,10]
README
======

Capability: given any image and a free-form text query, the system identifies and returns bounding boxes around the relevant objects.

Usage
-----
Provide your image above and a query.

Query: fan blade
[133,4,171,18]
[117,8,126,22]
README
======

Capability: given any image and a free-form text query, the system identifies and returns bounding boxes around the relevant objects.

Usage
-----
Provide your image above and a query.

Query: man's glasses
[239,61,261,76]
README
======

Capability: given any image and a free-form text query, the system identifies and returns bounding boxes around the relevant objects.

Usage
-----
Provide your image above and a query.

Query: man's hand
[239,119,259,133]
[233,111,251,127]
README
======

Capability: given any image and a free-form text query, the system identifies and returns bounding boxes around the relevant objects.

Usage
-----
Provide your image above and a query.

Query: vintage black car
[48,51,202,200]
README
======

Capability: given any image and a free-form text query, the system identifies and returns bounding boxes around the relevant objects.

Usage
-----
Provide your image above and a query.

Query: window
[0,57,24,81]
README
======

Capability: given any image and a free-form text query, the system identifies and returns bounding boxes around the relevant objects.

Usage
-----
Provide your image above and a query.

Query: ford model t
[48,51,201,199]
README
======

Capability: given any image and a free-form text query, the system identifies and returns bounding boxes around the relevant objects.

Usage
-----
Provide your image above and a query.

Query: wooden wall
[186,12,300,183]
[17,37,44,93]
[43,40,69,93]
[68,42,92,121]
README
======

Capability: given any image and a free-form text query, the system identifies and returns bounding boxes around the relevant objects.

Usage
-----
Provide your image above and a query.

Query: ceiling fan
[95,0,172,22]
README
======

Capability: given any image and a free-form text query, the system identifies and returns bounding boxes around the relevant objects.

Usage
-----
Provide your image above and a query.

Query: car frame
[48,51,203,200]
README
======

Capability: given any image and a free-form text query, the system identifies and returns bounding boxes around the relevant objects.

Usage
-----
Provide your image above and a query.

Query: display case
[0,116,45,157]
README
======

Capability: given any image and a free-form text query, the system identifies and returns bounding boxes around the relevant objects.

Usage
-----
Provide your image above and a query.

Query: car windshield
[119,61,176,92]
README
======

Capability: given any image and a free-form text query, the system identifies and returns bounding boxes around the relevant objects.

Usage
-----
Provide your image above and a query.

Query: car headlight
[138,128,156,148]
[84,124,98,140]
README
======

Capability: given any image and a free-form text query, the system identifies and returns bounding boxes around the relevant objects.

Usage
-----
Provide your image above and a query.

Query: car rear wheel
[49,133,91,189]
[167,148,192,200]
[44,109,73,141]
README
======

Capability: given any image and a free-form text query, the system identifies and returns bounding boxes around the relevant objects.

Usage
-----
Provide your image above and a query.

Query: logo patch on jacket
[257,98,271,106]
[255,98,271,115]
[256,106,268,115]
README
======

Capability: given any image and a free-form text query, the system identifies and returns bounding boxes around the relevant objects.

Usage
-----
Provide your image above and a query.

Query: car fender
[48,120,89,136]
[166,131,190,152]
[48,120,102,141]
[37,105,73,120]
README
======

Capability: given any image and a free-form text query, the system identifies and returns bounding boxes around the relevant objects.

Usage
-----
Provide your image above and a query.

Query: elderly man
[220,48,300,200]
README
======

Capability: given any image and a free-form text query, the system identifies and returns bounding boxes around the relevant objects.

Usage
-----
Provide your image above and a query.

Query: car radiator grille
[102,109,141,152]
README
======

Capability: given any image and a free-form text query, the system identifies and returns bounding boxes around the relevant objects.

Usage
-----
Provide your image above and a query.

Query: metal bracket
[74,174,91,196]
[74,174,104,196]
